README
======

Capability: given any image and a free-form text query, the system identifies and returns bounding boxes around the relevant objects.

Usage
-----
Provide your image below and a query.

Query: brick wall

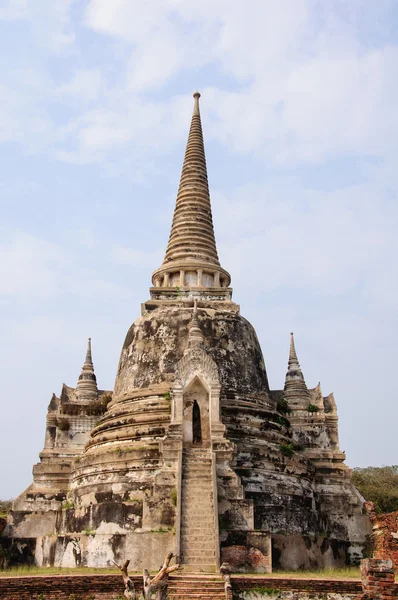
[361,558,397,599]
[0,574,364,600]
[0,567,397,600]
[233,576,362,595]
[0,574,142,600]
[370,510,398,567]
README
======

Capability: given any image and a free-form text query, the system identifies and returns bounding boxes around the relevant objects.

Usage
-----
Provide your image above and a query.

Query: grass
[0,566,131,577]
[0,566,364,579]
[7,565,398,583]
[232,567,361,580]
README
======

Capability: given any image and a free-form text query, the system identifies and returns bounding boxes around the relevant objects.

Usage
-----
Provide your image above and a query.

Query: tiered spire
[187,300,204,349]
[288,332,300,371]
[151,92,231,295]
[164,91,219,267]
[75,338,98,402]
[284,333,310,406]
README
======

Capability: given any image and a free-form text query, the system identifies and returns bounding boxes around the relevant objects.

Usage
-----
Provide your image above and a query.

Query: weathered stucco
[2,92,370,572]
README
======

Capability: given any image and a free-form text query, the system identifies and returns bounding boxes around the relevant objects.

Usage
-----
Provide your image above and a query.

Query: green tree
[0,499,12,518]
[352,465,398,513]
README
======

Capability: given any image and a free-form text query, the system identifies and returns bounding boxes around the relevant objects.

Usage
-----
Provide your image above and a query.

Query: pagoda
[3,93,370,572]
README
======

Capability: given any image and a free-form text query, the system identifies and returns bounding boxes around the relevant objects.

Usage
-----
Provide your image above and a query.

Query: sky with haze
[0,0,397,498]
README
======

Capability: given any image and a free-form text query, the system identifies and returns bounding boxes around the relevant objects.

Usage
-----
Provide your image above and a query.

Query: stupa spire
[76,338,98,402]
[85,337,93,366]
[288,332,300,370]
[187,300,204,348]
[284,333,309,403]
[151,92,231,298]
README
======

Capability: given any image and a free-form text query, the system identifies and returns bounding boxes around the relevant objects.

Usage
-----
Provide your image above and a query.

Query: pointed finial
[284,332,309,399]
[187,301,204,348]
[289,332,299,367]
[85,337,93,365]
[193,91,201,116]
[76,337,98,402]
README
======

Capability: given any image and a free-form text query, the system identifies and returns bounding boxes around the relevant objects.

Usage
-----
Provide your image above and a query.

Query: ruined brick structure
[3,92,371,572]
[366,505,398,569]
[1,563,397,600]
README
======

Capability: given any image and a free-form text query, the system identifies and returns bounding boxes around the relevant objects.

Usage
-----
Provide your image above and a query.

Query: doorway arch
[192,400,202,444]
[182,376,210,447]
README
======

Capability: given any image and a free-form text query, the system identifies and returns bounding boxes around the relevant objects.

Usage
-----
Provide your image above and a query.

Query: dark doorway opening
[192,400,202,445]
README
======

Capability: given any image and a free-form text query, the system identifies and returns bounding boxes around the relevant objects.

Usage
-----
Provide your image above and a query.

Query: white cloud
[81,1,398,166]
[0,0,29,20]
[111,245,163,270]
[0,233,67,298]
[0,232,133,303]
[57,69,103,103]
[213,174,398,306]
[0,0,75,51]
[0,0,396,169]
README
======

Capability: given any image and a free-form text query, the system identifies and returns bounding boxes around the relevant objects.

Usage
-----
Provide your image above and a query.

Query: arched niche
[182,376,210,447]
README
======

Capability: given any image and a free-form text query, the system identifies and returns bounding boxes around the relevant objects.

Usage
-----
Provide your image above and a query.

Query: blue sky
[0,0,397,498]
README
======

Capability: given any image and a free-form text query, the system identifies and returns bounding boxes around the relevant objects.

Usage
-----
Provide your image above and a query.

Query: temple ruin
[3,92,371,572]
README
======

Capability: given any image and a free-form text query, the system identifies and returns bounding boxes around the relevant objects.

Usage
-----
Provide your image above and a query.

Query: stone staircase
[167,574,227,599]
[180,447,218,572]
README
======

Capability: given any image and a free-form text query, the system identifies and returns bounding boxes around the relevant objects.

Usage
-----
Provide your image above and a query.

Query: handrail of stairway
[175,449,183,562]
[211,450,220,571]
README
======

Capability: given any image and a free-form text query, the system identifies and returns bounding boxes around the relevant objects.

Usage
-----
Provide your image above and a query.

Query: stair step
[181,550,217,557]
[183,459,212,464]
[181,499,213,505]
[181,532,216,537]
[169,592,223,595]
[181,490,213,498]
[168,592,225,600]
[181,542,216,550]
[183,472,212,476]
[181,534,216,540]
[183,476,212,480]
[181,522,215,529]
[170,576,222,581]
[181,497,213,503]
[183,465,211,468]
[169,586,224,591]
[183,455,212,459]
[181,508,213,513]
[181,497,213,502]
[182,485,212,490]
[182,460,211,468]
[181,504,213,509]
[182,553,217,560]
[181,522,214,535]
[169,591,224,595]
[182,483,212,488]
[169,590,222,593]
[181,518,215,525]
[181,513,214,520]
[181,531,216,537]
[175,566,218,573]
[183,473,212,479]
[181,538,216,548]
